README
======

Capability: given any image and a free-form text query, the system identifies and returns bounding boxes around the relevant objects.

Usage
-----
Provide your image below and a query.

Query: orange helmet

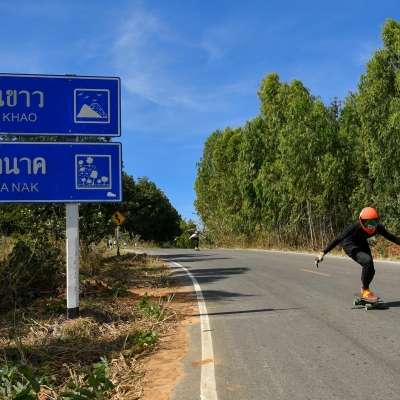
[359,207,379,234]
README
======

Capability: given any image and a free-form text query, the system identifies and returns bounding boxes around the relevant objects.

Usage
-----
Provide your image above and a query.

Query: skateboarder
[189,230,201,251]
[315,207,400,301]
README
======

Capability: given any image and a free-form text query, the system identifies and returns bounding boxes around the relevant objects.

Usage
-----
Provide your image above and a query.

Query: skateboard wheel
[365,303,372,311]
[353,299,359,306]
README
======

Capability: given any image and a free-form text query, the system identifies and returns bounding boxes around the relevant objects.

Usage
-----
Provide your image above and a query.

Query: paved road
[141,248,400,400]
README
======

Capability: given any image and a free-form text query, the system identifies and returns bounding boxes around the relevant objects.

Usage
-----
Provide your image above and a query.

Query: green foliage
[0,362,40,400]
[0,237,63,311]
[352,18,400,231]
[195,74,350,247]
[60,359,115,400]
[0,173,182,248]
[78,204,115,247]
[134,330,158,347]
[45,297,67,313]
[118,174,182,243]
[171,219,198,248]
[138,293,168,320]
[194,19,400,249]
[194,126,246,237]
[0,333,118,399]
[106,283,128,298]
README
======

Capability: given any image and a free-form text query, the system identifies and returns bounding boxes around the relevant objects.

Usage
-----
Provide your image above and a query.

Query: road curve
[141,248,400,400]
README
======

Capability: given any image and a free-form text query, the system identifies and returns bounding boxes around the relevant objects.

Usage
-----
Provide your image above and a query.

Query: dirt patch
[0,251,200,399]
[139,288,198,400]
[191,359,214,367]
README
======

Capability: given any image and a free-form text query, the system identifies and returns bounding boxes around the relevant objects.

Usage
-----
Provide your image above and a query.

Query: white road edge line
[171,261,218,400]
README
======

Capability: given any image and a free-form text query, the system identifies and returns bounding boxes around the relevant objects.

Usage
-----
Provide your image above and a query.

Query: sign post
[111,211,125,257]
[66,137,80,319]
[66,203,79,319]
[0,74,123,319]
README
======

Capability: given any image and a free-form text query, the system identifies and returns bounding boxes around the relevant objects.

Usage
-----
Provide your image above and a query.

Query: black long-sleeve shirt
[323,221,400,254]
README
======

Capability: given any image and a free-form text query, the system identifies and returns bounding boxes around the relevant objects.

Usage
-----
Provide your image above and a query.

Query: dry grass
[0,250,185,399]
[0,236,14,263]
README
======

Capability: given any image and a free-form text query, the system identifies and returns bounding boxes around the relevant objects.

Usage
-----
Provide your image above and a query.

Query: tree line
[0,172,182,246]
[194,19,400,250]
[0,171,183,310]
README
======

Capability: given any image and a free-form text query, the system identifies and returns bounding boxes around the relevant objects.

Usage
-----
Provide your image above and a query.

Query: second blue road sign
[0,142,122,203]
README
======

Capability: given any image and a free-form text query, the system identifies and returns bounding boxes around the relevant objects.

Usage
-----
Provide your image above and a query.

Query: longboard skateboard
[353,293,386,310]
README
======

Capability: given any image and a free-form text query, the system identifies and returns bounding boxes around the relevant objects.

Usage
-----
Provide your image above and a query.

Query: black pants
[344,246,375,289]
[193,238,199,248]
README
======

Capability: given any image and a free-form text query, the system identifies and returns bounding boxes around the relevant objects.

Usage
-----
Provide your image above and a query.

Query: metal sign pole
[116,225,120,257]
[67,136,80,319]
[66,202,79,319]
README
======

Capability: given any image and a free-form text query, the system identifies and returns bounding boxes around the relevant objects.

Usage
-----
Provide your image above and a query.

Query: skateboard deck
[353,293,386,310]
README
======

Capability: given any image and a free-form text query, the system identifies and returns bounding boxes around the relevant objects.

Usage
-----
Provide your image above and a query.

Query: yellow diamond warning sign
[111,211,126,225]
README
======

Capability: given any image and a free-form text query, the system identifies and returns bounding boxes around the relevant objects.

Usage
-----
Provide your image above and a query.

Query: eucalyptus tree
[235,116,267,233]
[210,126,243,234]
[194,129,223,233]
[254,73,288,237]
[275,79,318,244]
[256,73,346,247]
[195,127,244,237]
[354,18,400,229]
[336,92,368,223]
[119,174,182,242]
[194,19,400,247]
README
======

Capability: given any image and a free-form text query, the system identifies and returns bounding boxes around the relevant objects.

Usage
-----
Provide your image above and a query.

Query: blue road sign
[0,142,122,203]
[0,74,120,136]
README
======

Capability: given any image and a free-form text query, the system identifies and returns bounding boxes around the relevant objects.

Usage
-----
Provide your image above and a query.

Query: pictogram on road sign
[111,211,126,225]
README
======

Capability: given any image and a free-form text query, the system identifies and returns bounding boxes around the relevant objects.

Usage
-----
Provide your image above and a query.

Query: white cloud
[115,11,166,47]
[199,26,232,61]
[111,12,174,102]
[200,40,224,60]
[110,9,253,112]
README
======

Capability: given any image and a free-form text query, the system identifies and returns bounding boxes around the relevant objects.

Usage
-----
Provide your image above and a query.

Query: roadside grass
[202,231,400,261]
[0,249,185,399]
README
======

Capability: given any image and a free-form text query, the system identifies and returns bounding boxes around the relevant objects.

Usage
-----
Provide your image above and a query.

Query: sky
[0,0,399,223]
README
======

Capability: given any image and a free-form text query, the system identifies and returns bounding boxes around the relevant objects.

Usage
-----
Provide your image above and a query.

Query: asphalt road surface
[140,248,400,400]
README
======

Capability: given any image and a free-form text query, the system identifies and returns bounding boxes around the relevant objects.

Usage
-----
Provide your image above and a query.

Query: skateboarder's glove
[315,252,324,267]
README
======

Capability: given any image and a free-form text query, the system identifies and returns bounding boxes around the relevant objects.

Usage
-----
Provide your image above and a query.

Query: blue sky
[0,1,399,223]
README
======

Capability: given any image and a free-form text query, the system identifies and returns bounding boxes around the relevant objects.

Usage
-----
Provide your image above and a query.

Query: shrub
[0,238,63,312]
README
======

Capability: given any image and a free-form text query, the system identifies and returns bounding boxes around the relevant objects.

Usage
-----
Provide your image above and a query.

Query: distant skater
[189,230,201,251]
